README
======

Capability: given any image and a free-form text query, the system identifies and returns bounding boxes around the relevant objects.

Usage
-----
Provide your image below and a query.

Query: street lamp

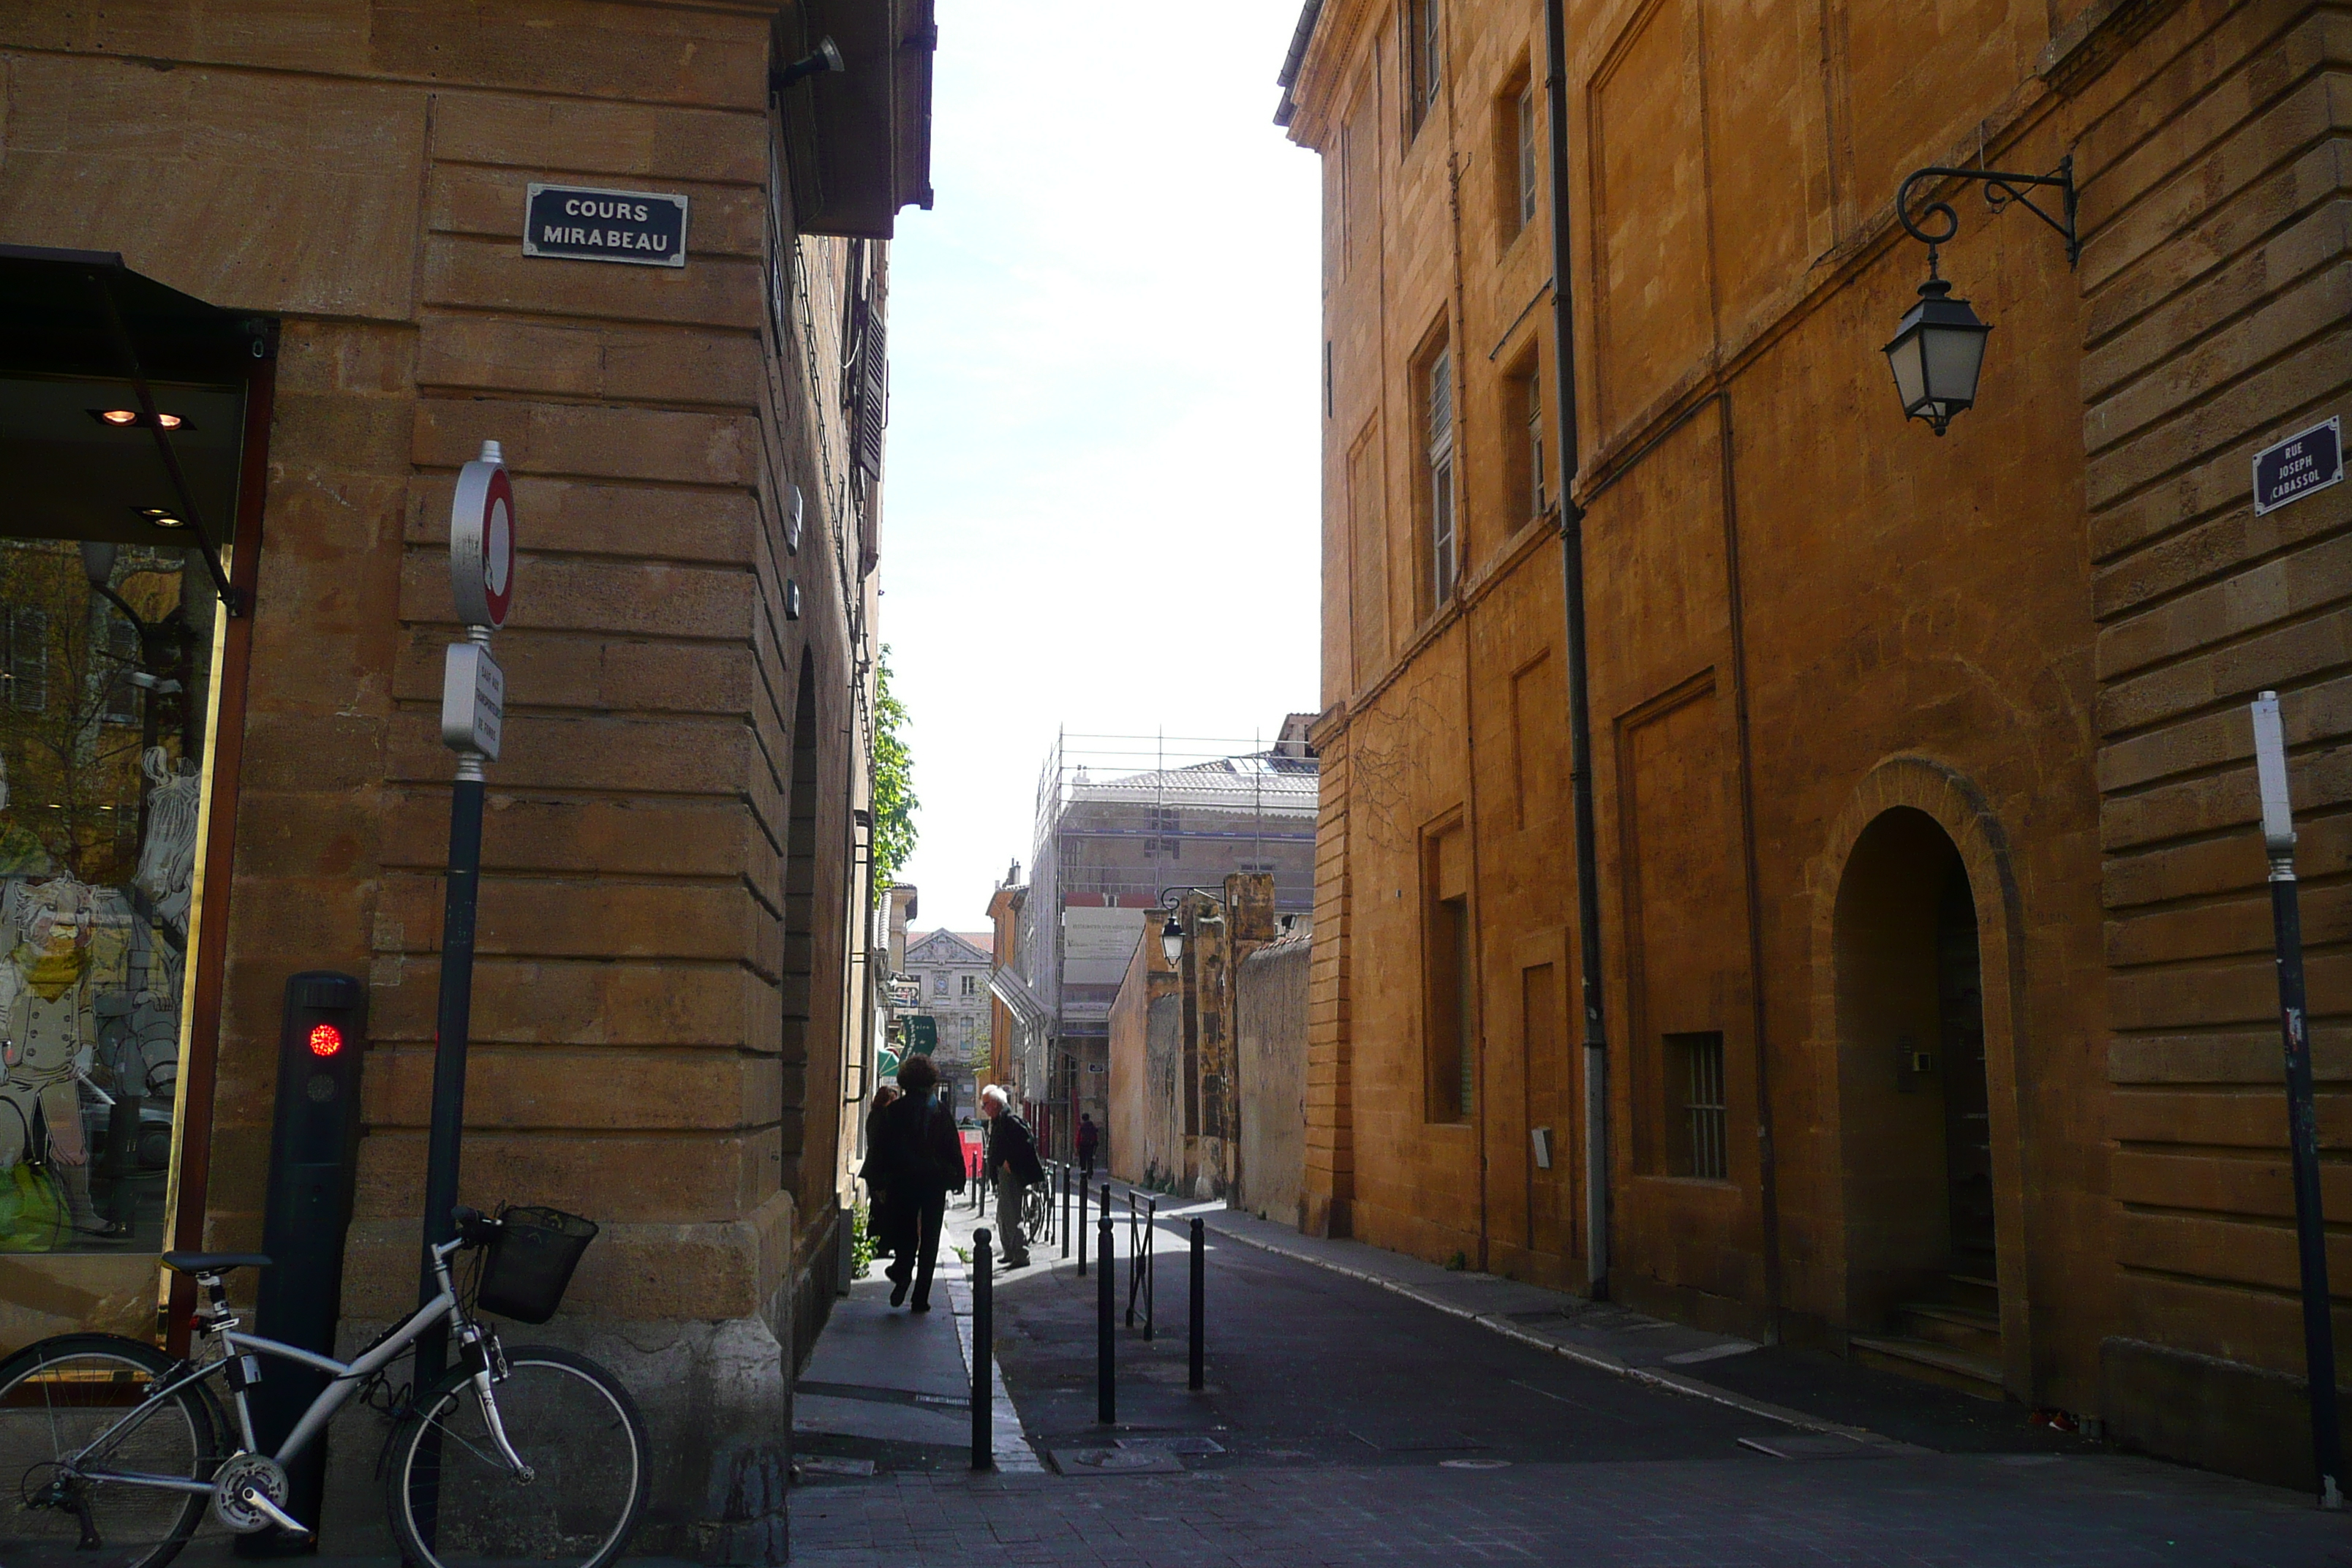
[1161,914,1184,968]
[1882,266,1991,437]
[1885,159,2077,435]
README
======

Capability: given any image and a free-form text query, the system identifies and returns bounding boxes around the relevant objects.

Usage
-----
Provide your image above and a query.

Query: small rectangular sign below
[2253,416,2342,516]
[523,183,688,268]
[441,642,505,760]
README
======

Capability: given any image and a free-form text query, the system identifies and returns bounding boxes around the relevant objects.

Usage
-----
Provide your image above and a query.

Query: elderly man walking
[978,1085,1040,1269]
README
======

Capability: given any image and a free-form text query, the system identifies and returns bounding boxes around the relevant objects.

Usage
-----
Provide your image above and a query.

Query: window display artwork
[0,538,214,1254]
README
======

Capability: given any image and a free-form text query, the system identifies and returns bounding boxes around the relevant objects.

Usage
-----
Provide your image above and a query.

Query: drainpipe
[1542,0,1609,1300]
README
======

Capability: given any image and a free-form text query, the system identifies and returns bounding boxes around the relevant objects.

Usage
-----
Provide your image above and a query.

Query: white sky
[882,1,1323,935]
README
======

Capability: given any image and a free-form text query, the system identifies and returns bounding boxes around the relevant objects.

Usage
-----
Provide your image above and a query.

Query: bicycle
[0,1205,648,1568]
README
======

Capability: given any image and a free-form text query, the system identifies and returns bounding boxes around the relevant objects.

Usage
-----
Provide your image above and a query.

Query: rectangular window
[1504,360,1545,524]
[7,606,48,713]
[1526,369,1545,517]
[933,973,949,998]
[1518,85,1538,230]
[1425,346,1456,604]
[1667,1031,1729,1180]
[100,619,138,725]
[1405,0,1441,135]
[962,974,977,997]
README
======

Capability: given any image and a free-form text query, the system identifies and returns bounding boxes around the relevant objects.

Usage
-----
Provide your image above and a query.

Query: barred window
[1669,1031,1729,1180]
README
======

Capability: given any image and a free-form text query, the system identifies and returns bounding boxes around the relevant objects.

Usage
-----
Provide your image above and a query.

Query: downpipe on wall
[1543,0,1609,1300]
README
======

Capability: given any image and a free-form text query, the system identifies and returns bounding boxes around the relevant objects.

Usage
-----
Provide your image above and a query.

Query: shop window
[1666,1030,1729,1180]
[0,537,220,1255]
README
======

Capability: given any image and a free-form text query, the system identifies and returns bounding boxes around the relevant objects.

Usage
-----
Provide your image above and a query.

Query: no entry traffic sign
[450,442,515,630]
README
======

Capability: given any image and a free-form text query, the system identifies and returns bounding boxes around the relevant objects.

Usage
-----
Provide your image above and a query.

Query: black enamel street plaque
[522,184,688,268]
[2253,416,2342,516]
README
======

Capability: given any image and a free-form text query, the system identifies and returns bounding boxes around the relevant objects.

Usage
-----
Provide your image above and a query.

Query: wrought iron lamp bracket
[1896,156,2078,271]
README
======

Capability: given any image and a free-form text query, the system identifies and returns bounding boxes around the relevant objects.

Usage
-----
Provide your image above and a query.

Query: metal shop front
[0,245,268,1354]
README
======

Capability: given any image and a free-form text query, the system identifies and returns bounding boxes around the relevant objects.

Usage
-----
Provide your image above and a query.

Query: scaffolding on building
[1005,726,1319,1154]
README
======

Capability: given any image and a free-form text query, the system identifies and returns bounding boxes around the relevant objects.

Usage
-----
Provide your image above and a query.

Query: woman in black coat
[862,1056,965,1310]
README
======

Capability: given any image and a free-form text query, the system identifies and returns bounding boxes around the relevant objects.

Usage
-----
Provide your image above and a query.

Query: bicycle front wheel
[0,1333,217,1568]
[387,1344,648,1568]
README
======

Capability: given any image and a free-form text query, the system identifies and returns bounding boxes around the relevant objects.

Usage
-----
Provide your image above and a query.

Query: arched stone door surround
[1810,755,2034,1400]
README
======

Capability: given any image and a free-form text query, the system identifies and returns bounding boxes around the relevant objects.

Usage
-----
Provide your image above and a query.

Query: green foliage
[850,1205,876,1281]
[870,646,919,888]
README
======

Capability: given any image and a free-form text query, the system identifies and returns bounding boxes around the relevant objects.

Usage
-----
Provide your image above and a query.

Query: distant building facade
[902,927,992,1111]
[998,725,1319,1157]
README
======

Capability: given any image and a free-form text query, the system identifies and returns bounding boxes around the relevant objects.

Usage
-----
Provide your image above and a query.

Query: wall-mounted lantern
[1884,157,2078,437]
[1160,914,1185,969]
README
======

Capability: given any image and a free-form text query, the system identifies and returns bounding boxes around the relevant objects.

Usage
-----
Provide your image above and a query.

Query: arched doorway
[1833,806,2003,1395]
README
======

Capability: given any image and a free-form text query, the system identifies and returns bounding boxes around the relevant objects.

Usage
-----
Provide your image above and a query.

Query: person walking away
[862,1058,963,1309]
[979,1085,1041,1268]
[1076,1112,1101,1182]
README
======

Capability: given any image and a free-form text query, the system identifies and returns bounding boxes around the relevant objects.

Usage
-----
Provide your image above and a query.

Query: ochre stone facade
[1284,0,2351,1483]
[0,1,927,1550]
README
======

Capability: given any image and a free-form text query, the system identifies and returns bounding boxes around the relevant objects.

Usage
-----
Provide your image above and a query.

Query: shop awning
[0,246,263,610]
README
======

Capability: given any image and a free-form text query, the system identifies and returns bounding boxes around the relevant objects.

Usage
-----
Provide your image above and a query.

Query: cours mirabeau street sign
[2253,416,2342,516]
[523,183,689,268]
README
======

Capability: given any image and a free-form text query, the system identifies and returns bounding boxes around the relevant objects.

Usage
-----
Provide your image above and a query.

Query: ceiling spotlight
[91,410,186,430]
[134,507,186,529]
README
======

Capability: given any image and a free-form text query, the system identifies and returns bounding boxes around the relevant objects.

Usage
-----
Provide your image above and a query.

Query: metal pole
[1097,1189,1115,1425]
[414,763,486,1389]
[972,1228,994,1470]
[2255,691,2343,1508]
[1188,1218,1205,1392]
[1078,1176,1090,1276]
[1145,1198,1156,1341]
[1061,1164,1072,1259]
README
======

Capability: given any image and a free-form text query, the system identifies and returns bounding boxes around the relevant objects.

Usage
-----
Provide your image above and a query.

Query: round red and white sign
[449,448,516,630]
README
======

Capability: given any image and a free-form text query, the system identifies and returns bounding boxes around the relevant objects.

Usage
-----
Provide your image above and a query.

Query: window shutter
[854,309,887,482]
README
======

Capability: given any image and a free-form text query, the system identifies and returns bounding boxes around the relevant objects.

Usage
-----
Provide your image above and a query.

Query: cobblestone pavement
[793,1454,2348,1567]
[785,1188,2352,1567]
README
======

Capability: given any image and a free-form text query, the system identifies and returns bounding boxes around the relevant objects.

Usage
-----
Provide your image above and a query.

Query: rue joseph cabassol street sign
[523,183,689,268]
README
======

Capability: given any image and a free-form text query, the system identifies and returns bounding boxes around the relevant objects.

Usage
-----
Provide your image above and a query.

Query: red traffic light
[309,1022,344,1058]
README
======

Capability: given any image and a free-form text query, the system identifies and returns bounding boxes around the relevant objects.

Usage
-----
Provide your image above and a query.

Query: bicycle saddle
[161,1251,274,1275]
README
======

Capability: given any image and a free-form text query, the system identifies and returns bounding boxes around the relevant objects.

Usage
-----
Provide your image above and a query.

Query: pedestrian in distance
[860,1057,964,1311]
[979,1085,1041,1269]
[1077,1112,1100,1182]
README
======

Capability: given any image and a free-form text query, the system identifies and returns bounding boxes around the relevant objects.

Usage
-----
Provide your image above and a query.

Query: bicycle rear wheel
[386,1344,647,1568]
[0,1334,217,1568]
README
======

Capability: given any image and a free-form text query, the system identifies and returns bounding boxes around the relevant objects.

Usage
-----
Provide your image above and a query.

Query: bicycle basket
[475,1206,599,1324]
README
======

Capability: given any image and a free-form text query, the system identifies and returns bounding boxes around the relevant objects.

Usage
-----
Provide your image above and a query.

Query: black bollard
[1188,1217,1205,1392]
[1061,1165,1072,1259]
[1098,1190,1116,1426]
[1078,1176,1090,1276]
[972,1227,993,1470]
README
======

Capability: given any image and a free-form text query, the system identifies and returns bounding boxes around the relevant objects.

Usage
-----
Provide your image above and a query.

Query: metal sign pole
[415,443,514,1392]
[2254,690,2343,1509]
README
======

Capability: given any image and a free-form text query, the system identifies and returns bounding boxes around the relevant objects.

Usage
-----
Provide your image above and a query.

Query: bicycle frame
[64,1239,509,1499]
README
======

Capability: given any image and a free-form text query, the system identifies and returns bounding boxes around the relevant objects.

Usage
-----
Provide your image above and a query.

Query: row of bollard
[967,1190,1206,1469]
